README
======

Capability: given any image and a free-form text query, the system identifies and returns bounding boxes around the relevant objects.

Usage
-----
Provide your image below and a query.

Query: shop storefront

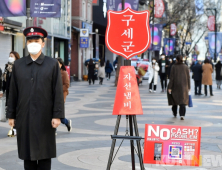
[0,0,71,69]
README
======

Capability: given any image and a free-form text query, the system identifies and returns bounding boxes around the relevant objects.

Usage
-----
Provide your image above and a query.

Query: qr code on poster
[168,145,182,159]
[172,148,179,156]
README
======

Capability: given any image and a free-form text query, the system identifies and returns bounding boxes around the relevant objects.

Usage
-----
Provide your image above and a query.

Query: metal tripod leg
[129,115,136,170]
[106,115,121,170]
[133,115,145,170]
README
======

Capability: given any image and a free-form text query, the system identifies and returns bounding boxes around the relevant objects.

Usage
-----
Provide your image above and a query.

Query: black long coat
[6,53,64,161]
[215,62,222,81]
[191,63,202,81]
[167,64,190,106]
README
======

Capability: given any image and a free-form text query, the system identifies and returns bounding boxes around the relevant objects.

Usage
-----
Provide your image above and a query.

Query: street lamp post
[206,8,217,62]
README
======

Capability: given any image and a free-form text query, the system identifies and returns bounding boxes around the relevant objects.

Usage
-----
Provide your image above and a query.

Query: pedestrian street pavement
[0,76,222,170]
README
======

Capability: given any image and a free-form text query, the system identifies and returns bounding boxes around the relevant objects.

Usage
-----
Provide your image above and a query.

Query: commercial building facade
[0,0,71,71]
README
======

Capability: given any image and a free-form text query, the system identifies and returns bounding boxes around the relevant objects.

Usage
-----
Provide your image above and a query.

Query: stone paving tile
[0,76,222,169]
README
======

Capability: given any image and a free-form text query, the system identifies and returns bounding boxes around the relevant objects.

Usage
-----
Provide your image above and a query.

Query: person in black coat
[6,27,64,170]
[158,54,169,92]
[215,60,222,89]
[0,68,2,91]
[191,60,203,95]
[87,59,95,85]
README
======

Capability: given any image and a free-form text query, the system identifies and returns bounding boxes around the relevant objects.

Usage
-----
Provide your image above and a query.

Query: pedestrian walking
[148,58,159,93]
[191,60,203,95]
[158,54,169,92]
[6,27,64,170]
[87,59,95,85]
[105,60,113,80]
[57,58,72,132]
[202,59,213,96]
[98,59,105,85]
[3,51,20,136]
[215,60,222,89]
[168,55,190,120]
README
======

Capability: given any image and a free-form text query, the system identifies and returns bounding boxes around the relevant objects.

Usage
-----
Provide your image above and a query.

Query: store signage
[30,0,61,18]
[112,66,143,115]
[80,37,89,48]
[106,8,151,59]
[170,23,177,36]
[154,0,165,18]
[207,16,215,31]
[80,29,89,37]
[0,0,26,17]
[107,0,139,11]
[0,24,4,31]
[82,22,92,33]
[144,124,201,166]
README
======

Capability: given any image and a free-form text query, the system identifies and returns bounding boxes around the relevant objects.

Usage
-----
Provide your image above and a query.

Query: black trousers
[88,74,95,84]
[24,159,51,170]
[149,78,157,90]
[106,73,111,79]
[99,77,103,84]
[172,105,186,117]
[194,80,202,94]
[204,85,213,95]
[160,73,167,90]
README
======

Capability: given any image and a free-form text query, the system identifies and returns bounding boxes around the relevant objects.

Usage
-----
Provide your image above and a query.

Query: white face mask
[169,59,172,62]
[27,43,42,55]
[161,56,165,59]
[152,60,156,63]
[8,57,15,63]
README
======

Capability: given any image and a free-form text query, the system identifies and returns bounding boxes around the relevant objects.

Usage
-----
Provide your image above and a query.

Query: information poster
[144,124,201,166]
[30,0,61,17]
[80,37,89,48]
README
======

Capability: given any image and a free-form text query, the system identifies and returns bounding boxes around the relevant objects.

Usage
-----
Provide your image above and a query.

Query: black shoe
[172,112,177,118]
[198,93,203,95]
[66,120,72,132]
[180,117,184,120]
[195,93,198,95]
[210,94,214,96]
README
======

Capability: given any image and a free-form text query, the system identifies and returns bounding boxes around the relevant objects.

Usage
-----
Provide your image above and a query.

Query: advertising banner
[154,0,165,18]
[0,0,26,17]
[80,37,89,48]
[195,0,204,15]
[170,23,177,36]
[163,38,175,56]
[208,16,215,31]
[149,24,163,51]
[144,124,201,166]
[112,66,143,115]
[30,0,61,17]
[208,32,222,59]
[107,0,139,11]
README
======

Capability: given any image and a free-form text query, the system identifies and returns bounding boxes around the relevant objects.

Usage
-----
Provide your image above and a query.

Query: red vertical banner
[208,16,215,31]
[144,124,201,166]
[65,66,70,80]
[112,66,143,115]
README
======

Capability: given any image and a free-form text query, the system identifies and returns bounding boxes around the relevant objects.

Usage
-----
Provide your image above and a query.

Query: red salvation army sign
[106,8,151,59]
[170,23,177,36]
[144,124,201,166]
[112,66,143,115]
[208,16,215,31]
